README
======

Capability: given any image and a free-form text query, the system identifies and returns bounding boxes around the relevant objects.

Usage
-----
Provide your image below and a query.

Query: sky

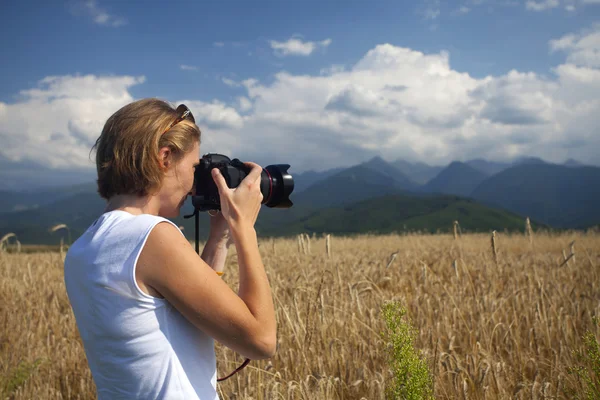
[0,0,599,189]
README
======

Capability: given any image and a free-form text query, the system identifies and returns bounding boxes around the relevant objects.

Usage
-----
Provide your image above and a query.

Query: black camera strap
[184,208,251,382]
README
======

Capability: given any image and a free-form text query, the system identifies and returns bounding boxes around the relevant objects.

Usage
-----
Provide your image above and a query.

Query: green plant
[381,301,434,400]
[1,359,43,397]
[568,316,600,400]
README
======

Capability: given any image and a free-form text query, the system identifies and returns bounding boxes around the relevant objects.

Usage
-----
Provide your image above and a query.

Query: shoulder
[140,220,189,261]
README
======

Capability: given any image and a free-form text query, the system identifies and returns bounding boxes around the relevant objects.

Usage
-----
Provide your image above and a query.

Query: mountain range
[1,156,598,245]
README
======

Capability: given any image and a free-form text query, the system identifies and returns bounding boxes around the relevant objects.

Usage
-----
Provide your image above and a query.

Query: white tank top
[64,210,218,400]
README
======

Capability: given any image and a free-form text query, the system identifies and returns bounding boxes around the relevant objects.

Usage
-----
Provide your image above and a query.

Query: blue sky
[1,0,599,189]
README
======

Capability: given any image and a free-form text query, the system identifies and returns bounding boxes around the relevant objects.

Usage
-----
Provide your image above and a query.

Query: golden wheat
[1,232,599,399]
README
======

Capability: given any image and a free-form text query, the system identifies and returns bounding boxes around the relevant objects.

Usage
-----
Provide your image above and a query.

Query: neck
[105,194,159,216]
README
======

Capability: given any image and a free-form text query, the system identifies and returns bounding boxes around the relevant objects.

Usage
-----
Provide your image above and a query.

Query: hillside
[271,194,533,236]
[0,182,97,214]
[2,158,598,244]
[0,192,105,244]
[471,164,600,228]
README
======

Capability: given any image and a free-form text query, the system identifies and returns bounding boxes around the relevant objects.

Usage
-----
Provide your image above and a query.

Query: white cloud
[213,42,225,47]
[550,24,600,67]
[0,74,144,169]
[3,25,600,180]
[269,37,332,57]
[237,97,253,112]
[70,0,127,27]
[180,65,198,71]
[419,0,441,20]
[320,65,346,75]
[526,0,560,10]
[526,0,600,11]
[222,77,241,87]
[182,100,244,131]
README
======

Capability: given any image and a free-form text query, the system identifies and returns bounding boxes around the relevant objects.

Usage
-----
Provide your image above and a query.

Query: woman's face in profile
[159,141,200,218]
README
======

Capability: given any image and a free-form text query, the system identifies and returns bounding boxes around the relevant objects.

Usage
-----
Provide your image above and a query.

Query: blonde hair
[92,98,201,200]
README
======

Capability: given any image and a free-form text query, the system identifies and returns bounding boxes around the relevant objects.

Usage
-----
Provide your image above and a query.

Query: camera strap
[185,209,252,382]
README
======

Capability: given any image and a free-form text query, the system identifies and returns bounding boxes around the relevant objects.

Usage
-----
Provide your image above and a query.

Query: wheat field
[1,231,599,399]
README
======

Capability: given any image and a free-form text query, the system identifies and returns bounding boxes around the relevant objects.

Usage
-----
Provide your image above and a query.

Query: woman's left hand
[208,210,234,247]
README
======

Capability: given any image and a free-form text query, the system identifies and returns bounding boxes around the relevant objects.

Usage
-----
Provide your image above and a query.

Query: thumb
[211,168,229,193]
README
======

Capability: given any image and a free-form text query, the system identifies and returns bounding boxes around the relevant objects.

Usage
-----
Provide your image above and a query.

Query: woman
[64,98,276,400]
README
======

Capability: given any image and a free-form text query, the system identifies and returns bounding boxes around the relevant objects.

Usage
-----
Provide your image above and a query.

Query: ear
[158,146,171,169]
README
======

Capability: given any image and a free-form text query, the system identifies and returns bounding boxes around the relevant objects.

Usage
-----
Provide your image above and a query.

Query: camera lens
[261,164,294,208]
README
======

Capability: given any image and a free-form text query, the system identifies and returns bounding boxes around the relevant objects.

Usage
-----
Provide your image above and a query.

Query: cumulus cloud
[70,0,127,27]
[269,37,332,57]
[182,100,243,131]
[2,25,600,187]
[550,24,600,67]
[0,74,144,174]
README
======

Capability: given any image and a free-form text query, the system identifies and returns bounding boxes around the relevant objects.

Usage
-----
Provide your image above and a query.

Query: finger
[211,168,229,194]
[243,162,263,184]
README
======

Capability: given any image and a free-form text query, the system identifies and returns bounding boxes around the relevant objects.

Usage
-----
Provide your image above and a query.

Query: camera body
[192,153,294,212]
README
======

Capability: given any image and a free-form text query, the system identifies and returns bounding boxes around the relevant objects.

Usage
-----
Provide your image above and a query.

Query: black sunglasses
[161,104,195,136]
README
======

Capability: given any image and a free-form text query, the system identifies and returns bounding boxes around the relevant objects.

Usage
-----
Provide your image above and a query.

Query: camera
[191,153,294,212]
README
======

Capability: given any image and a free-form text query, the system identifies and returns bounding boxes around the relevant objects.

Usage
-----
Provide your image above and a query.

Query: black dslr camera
[191,153,294,212]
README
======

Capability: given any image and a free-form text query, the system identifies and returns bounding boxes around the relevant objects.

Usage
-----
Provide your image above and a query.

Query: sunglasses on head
[161,104,196,136]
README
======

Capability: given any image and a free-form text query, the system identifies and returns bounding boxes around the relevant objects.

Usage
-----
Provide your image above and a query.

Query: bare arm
[201,238,229,274]
[137,163,276,359]
[201,213,233,274]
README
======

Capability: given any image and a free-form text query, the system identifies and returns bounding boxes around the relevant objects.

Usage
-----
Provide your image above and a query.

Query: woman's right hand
[211,162,264,233]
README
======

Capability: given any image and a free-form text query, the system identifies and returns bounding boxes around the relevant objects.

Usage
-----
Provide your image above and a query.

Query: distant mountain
[392,159,443,185]
[466,159,511,176]
[0,191,105,244]
[0,154,96,191]
[564,159,586,167]
[471,164,600,228]
[1,157,597,244]
[293,163,412,209]
[361,156,419,190]
[0,182,97,214]
[292,167,345,194]
[274,194,535,236]
[513,156,548,166]
[423,161,489,197]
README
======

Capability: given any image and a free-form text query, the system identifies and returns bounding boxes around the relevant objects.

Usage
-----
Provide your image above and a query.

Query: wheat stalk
[570,240,576,264]
[453,221,461,240]
[49,224,68,233]
[49,223,70,254]
[1,233,17,253]
[491,230,498,265]
[525,217,533,245]
[386,251,398,269]
[304,234,311,254]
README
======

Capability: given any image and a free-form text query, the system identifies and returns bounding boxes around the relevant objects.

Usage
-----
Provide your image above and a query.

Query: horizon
[2,153,592,192]
[1,1,600,190]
